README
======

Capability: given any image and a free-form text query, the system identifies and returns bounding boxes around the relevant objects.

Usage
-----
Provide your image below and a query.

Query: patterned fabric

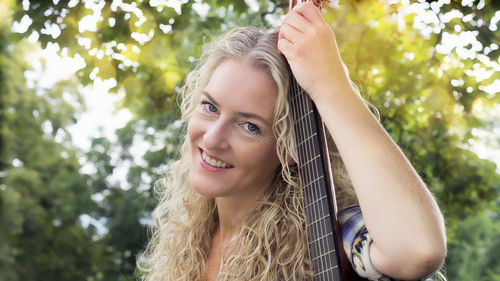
[339,206,383,280]
[338,206,435,281]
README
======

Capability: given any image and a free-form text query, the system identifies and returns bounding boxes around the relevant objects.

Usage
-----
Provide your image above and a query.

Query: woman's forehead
[203,58,278,118]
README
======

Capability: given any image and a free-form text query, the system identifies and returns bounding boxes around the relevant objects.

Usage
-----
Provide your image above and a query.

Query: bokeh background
[1,0,499,280]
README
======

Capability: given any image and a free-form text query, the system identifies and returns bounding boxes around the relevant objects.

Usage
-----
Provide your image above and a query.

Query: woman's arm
[278,2,446,280]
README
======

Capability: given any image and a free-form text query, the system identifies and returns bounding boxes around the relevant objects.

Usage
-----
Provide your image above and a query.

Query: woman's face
[187,58,281,202]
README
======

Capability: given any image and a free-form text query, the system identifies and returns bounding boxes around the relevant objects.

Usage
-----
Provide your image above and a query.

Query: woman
[141,2,446,280]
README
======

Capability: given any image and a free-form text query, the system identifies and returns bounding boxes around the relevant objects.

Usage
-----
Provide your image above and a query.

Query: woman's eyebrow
[234,112,271,127]
[201,91,271,127]
[201,91,220,107]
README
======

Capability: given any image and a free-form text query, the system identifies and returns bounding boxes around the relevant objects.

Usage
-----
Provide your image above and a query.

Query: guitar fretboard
[289,74,343,281]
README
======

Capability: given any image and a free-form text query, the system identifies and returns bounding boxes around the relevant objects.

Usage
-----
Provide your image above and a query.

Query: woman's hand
[278,2,353,102]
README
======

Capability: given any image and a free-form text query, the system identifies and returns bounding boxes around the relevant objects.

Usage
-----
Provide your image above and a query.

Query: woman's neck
[214,193,260,241]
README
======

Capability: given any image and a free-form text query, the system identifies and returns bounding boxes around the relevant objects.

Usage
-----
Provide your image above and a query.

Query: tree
[1,2,101,279]
[446,200,500,280]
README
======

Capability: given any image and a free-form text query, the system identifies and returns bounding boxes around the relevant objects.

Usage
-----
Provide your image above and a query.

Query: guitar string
[294,80,328,278]
[302,85,325,277]
[307,95,337,280]
[292,79,324,279]
[295,79,322,272]
[306,91,339,280]
[302,84,333,281]
[290,80,318,278]
[305,94,335,279]
[286,79,315,281]
[288,0,338,277]
[291,79,321,276]
[302,89,334,280]
[292,79,327,279]
[291,79,320,275]
[292,78,340,280]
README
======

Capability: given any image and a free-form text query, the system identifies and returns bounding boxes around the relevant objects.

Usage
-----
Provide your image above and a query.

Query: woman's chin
[193,188,217,198]
[190,178,223,198]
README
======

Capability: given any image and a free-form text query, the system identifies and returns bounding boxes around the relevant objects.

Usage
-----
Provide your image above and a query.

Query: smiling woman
[142,25,312,281]
[139,2,446,281]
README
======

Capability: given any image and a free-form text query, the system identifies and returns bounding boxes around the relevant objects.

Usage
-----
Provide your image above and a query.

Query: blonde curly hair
[140,26,358,281]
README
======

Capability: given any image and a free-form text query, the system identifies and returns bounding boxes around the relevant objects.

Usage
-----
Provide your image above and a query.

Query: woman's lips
[199,148,233,171]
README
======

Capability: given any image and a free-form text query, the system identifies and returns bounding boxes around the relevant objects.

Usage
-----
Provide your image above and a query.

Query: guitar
[287,1,368,280]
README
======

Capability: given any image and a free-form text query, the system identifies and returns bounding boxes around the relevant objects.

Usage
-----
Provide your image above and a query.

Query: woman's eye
[201,101,217,113]
[243,122,260,134]
[207,103,217,112]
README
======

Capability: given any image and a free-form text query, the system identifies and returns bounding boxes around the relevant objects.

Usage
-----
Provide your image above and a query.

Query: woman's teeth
[202,151,230,168]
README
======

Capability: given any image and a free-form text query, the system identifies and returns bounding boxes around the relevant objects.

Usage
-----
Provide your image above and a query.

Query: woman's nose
[203,119,230,151]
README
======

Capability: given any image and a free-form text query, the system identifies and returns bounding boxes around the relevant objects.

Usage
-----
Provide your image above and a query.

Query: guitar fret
[313,265,339,277]
[300,154,320,169]
[312,248,337,261]
[293,109,314,125]
[307,213,330,227]
[309,231,334,245]
[301,175,324,189]
[305,195,327,208]
[291,89,306,102]
[297,132,317,147]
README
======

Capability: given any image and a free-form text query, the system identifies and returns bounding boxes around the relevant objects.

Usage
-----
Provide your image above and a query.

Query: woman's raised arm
[278,2,446,279]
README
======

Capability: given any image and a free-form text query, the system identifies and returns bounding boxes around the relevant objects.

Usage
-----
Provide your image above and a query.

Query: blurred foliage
[1,4,99,281]
[446,200,500,281]
[1,0,499,280]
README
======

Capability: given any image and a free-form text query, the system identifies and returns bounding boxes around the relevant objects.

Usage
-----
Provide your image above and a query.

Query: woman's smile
[199,148,234,170]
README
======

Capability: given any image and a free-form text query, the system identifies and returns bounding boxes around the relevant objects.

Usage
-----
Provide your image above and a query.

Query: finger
[283,10,312,33]
[292,1,323,24]
[277,37,294,57]
[279,22,303,44]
